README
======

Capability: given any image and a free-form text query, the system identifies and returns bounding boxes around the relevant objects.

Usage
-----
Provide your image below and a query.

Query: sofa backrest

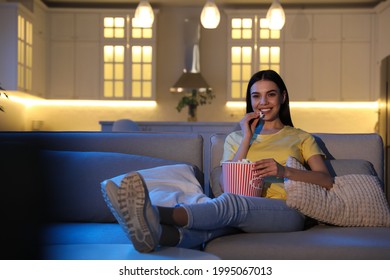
[0,131,205,223]
[210,132,384,181]
[0,131,204,170]
[312,133,384,180]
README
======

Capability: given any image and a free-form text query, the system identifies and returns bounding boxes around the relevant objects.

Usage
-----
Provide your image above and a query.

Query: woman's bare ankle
[159,224,180,246]
[172,207,188,227]
[158,206,188,227]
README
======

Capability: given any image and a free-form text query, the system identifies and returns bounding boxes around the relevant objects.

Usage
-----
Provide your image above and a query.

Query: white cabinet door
[32,4,47,97]
[50,13,74,41]
[49,12,101,99]
[75,13,100,41]
[49,13,74,98]
[312,14,341,42]
[341,14,372,100]
[34,4,48,39]
[74,13,100,99]
[284,13,313,101]
[49,41,75,98]
[284,42,313,101]
[75,42,100,99]
[33,35,47,97]
[342,42,371,100]
[284,13,312,42]
[313,43,341,100]
[311,14,342,100]
[342,14,372,42]
[311,13,373,101]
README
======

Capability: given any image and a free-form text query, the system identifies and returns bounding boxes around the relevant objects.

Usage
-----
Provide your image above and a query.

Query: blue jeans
[176,193,305,248]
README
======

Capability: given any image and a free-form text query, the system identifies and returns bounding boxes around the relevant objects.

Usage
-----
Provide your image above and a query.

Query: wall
[0,92,378,133]
[0,2,387,133]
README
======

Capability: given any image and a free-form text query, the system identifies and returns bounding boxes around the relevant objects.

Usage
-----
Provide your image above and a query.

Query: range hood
[170,20,211,93]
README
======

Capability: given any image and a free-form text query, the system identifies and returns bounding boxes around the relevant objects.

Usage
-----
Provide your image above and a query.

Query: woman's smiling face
[250,80,286,122]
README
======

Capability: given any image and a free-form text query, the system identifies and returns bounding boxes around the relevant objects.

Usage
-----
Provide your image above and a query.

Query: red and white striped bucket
[222,162,263,197]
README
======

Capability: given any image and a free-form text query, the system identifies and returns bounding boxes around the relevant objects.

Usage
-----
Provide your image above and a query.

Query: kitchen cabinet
[284,11,373,101]
[48,12,100,99]
[32,2,48,97]
[0,3,33,92]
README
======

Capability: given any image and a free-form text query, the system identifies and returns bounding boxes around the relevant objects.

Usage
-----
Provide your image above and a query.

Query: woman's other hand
[252,155,334,190]
[252,158,285,179]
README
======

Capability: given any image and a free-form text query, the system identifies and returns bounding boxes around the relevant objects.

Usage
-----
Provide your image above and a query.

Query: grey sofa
[205,133,390,259]
[0,131,389,260]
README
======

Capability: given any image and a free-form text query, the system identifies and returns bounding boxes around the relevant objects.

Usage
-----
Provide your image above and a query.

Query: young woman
[102,70,334,253]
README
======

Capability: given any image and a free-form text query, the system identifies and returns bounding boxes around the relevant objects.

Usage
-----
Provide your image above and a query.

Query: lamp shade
[170,72,211,93]
[266,0,285,30]
[134,0,154,28]
[200,0,220,29]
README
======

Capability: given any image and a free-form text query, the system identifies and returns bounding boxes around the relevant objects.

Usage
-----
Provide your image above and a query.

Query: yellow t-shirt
[221,126,324,200]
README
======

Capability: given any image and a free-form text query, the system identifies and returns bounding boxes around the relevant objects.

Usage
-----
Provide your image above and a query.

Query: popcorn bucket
[222,162,263,197]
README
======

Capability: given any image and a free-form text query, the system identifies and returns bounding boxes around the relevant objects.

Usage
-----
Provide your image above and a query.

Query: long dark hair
[245,70,294,127]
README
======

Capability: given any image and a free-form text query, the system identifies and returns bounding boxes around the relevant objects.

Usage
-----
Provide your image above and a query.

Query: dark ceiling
[41,0,385,9]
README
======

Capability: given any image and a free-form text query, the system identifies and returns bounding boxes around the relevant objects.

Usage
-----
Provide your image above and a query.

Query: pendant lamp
[200,0,220,29]
[134,0,154,28]
[266,0,285,30]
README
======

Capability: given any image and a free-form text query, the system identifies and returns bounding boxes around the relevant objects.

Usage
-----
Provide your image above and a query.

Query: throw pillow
[285,156,390,227]
[101,163,211,208]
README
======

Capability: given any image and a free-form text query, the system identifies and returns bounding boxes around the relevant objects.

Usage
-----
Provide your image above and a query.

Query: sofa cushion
[41,223,129,245]
[285,156,390,227]
[210,166,223,197]
[204,224,390,259]
[102,164,210,207]
[41,150,187,223]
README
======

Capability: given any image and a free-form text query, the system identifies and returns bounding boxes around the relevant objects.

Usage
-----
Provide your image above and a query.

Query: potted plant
[0,84,8,112]
[176,88,215,122]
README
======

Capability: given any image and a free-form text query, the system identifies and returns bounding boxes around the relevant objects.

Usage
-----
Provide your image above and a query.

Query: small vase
[188,104,197,122]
